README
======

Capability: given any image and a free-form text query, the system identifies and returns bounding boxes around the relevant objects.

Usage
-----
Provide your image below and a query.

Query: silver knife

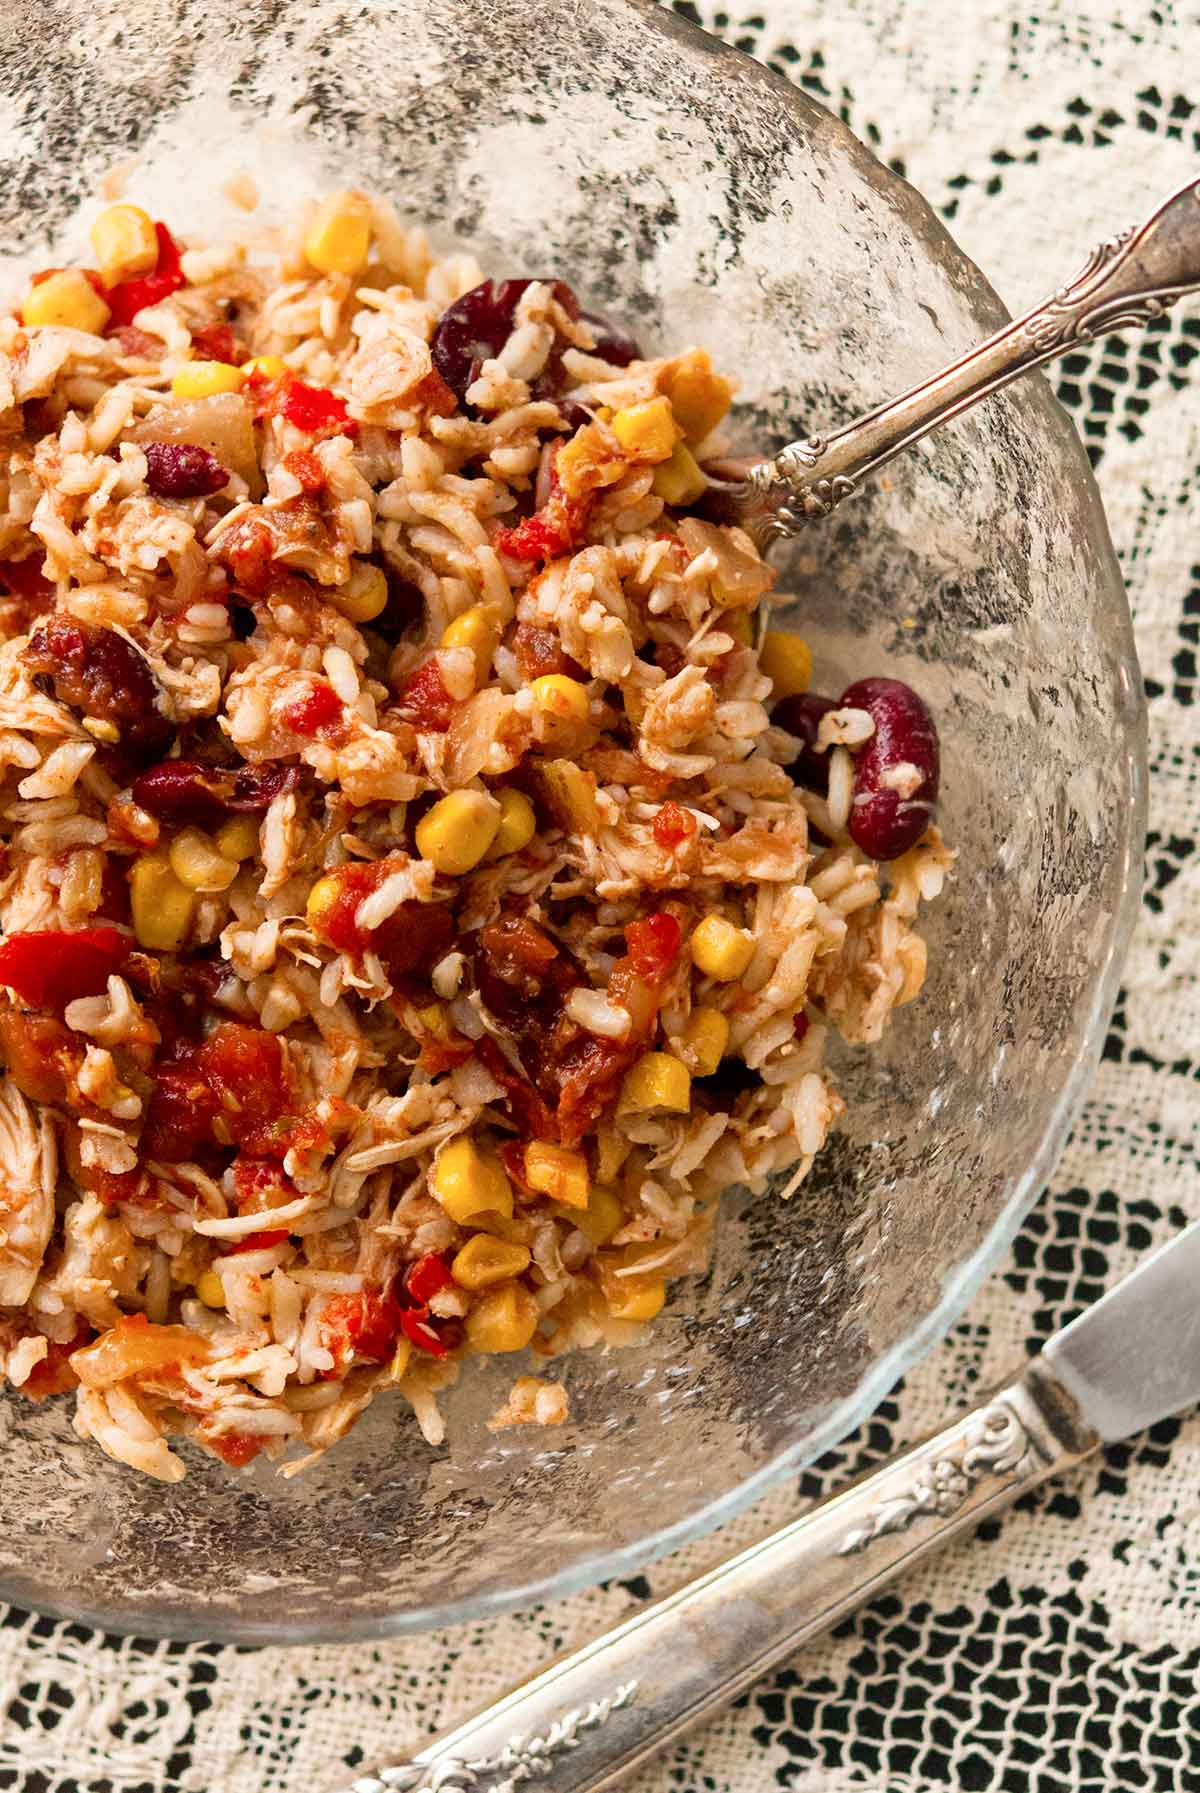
[344,1220,1200,1793]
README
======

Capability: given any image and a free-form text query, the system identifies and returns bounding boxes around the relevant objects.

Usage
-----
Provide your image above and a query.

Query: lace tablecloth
[5,3,1199,1789]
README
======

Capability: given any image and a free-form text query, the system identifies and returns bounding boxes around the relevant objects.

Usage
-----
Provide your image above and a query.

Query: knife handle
[347,1360,1098,1793]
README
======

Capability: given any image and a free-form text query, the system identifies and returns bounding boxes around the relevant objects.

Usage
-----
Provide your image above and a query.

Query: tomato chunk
[405,1252,451,1306]
[0,927,130,1011]
[281,680,345,739]
[321,1288,405,1373]
[395,657,458,731]
[624,912,682,983]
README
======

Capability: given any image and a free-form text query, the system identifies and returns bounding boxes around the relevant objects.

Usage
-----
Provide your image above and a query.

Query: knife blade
[344,1225,1200,1793]
[1043,1214,1200,1441]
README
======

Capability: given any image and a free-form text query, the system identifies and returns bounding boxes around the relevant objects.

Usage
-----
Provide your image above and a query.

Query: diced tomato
[104,222,186,327]
[22,1320,93,1400]
[139,1063,218,1162]
[282,448,325,495]
[555,1032,635,1148]
[405,1253,451,1306]
[495,449,593,563]
[0,926,130,1011]
[321,1287,405,1374]
[395,656,458,731]
[198,1023,293,1158]
[495,494,588,563]
[141,1022,293,1163]
[400,1306,452,1357]
[624,912,682,983]
[208,1430,264,1468]
[652,801,698,853]
[281,680,345,740]
[189,320,239,364]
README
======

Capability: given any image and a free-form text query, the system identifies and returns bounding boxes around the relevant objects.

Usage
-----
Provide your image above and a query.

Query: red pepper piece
[104,222,186,327]
[400,1306,451,1357]
[0,926,130,1011]
[405,1252,452,1306]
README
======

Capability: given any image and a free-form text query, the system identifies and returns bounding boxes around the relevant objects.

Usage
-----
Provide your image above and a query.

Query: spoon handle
[343,1360,1096,1793]
[732,173,1200,545]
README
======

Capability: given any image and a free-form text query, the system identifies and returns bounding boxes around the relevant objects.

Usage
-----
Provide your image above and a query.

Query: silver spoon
[712,172,1200,548]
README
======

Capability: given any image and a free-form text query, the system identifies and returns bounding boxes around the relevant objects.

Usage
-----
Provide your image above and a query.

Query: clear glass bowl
[0,0,1144,1642]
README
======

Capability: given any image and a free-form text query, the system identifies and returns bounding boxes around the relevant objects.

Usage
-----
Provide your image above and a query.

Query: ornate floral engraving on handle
[348,1681,639,1793]
[835,1398,1042,1557]
[731,174,1200,544]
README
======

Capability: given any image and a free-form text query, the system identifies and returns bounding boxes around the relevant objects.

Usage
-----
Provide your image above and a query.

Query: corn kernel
[618,1051,692,1114]
[333,560,389,623]
[441,604,501,684]
[605,1275,666,1322]
[431,1136,513,1224]
[21,269,111,335]
[678,1006,729,1077]
[415,789,502,875]
[486,786,536,860]
[304,876,335,940]
[660,349,734,444]
[558,1184,624,1247]
[196,1268,226,1309]
[524,1141,589,1210]
[304,191,372,276]
[465,1280,540,1353]
[215,814,260,862]
[241,354,288,380]
[690,914,755,982]
[651,440,707,506]
[89,204,158,283]
[169,827,239,893]
[597,1252,667,1322]
[530,674,590,729]
[452,1233,533,1290]
[171,360,245,399]
[130,851,197,951]
[759,629,813,700]
[610,395,680,464]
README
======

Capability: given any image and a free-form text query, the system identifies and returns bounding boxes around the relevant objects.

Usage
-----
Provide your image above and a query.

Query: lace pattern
[3,3,1198,1789]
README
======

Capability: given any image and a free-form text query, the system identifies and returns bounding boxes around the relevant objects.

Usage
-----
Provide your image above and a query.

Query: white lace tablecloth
[5,3,1199,1789]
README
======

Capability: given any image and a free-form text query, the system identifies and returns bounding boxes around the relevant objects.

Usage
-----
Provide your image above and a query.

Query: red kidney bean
[24,617,172,756]
[839,676,939,860]
[131,758,301,829]
[143,441,229,499]
[432,277,580,403]
[773,691,837,791]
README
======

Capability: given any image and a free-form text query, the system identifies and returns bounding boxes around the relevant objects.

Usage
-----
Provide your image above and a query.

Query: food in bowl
[0,191,949,1480]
